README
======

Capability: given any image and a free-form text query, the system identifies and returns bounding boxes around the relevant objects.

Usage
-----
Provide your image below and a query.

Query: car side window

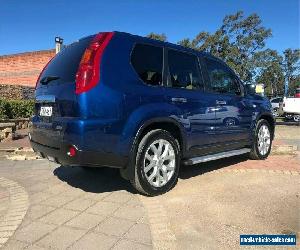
[131,44,163,86]
[272,98,282,103]
[205,57,240,95]
[167,49,204,90]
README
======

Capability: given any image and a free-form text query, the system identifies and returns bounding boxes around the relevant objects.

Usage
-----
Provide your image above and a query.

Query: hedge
[0,99,35,119]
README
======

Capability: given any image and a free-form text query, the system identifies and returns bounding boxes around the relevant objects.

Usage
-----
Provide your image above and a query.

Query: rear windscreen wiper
[40,76,60,84]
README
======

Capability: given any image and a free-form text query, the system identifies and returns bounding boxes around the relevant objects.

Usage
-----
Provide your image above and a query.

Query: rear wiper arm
[40,76,60,84]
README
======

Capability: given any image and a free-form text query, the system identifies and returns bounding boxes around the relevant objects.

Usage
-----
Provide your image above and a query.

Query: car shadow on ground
[179,154,249,180]
[53,155,249,194]
[53,166,137,194]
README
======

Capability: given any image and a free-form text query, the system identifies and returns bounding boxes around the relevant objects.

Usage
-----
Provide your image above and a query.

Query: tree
[288,75,300,96]
[177,38,193,48]
[146,32,167,42]
[147,11,299,97]
[178,11,272,83]
[282,49,300,95]
[255,49,285,96]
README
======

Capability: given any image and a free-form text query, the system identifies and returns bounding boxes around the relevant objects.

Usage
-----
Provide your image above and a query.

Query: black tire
[293,115,300,123]
[249,119,272,160]
[131,129,180,196]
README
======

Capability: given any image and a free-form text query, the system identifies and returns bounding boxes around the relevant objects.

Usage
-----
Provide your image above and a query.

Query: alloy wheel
[143,139,176,187]
[257,124,271,156]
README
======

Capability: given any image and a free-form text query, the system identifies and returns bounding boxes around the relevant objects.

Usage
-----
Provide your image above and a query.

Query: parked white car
[270,97,283,117]
[283,97,300,122]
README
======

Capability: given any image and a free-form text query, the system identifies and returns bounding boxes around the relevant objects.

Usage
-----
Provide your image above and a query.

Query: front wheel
[249,119,272,160]
[131,129,180,196]
[293,115,300,122]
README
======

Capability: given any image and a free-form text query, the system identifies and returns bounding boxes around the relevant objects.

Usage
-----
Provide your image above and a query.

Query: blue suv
[30,32,275,196]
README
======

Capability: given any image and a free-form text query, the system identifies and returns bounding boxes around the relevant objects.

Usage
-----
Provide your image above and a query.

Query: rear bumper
[30,138,127,168]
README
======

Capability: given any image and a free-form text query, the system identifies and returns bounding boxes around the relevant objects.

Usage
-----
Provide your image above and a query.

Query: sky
[0,0,299,56]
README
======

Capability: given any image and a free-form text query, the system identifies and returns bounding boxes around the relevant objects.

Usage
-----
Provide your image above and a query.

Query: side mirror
[244,83,256,95]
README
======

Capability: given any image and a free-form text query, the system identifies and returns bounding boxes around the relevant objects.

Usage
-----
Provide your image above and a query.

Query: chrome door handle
[171,97,187,103]
[216,100,227,105]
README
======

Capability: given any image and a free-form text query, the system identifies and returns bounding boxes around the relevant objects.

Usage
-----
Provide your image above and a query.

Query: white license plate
[40,106,52,117]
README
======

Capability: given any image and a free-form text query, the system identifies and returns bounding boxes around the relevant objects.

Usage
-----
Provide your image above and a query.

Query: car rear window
[39,36,93,84]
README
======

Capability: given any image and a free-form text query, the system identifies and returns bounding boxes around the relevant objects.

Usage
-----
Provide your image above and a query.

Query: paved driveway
[0,160,152,249]
[0,123,299,249]
[145,168,299,250]
[275,124,300,149]
[0,154,299,250]
[0,187,9,220]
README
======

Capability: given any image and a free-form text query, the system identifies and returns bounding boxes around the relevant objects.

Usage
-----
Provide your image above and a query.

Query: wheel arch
[257,113,275,140]
[133,117,186,155]
[120,117,186,180]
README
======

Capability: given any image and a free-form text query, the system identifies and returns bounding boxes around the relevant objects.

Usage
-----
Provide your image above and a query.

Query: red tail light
[67,146,77,157]
[75,32,114,94]
[295,93,300,98]
[35,57,54,89]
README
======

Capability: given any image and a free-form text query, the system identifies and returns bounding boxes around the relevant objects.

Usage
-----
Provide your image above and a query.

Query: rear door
[164,48,218,157]
[32,36,93,147]
[202,56,253,148]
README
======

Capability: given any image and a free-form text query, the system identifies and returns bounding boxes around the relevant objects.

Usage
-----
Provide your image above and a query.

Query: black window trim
[164,47,206,92]
[130,42,165,88]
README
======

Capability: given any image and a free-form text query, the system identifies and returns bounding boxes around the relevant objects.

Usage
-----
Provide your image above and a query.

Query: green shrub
[0,99,35,119]
[0,99,10,119]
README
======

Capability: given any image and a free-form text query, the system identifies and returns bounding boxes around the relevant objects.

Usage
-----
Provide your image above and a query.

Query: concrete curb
[0,177,29,248]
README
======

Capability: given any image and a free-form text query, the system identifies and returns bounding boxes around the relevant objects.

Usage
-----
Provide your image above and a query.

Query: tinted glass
[205,57,240,95]
[131,44,163,86]
[271,98,281,103]
[39,36,93,84]
[168,50,203,90]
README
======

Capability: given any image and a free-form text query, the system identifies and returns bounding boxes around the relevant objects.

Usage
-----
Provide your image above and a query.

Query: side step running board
[183,148,251,165]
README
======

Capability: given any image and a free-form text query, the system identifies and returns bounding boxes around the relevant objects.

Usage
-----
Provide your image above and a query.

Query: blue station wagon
[30,31,275,196]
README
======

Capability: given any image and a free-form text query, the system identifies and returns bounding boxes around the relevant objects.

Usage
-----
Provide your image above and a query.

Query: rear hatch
[32,36,94,147]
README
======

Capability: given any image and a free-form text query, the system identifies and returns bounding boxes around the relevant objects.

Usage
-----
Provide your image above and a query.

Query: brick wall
[0,49,55,88]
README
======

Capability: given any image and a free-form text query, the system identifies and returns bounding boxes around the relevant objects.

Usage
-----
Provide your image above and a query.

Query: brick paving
[0,177,29,248]
[0,187,9,220]
[0,129,30,151]
[179,152,300,182]
[274,125,300,149]
[0,124,299,249]
[145,169,300,250]
[0,161,152,249]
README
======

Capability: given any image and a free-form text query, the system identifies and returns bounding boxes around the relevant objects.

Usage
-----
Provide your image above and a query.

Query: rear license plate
[40,106,52,117]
